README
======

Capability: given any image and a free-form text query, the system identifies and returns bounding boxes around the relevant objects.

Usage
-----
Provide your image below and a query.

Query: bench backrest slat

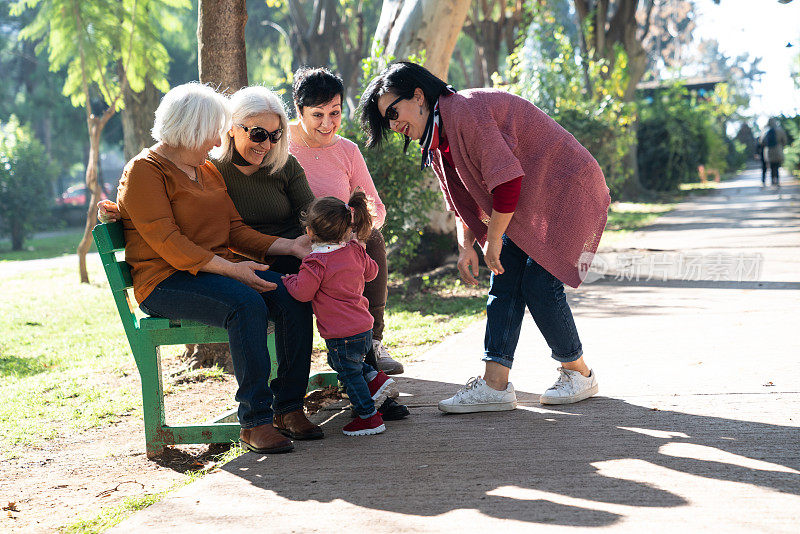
[92,222,138,334]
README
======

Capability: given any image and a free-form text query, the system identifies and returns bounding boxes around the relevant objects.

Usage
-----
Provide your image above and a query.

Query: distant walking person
[760,118,788,187]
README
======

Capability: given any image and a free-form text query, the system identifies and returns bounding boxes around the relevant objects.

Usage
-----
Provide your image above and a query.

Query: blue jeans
[139,269,313,428]
[325,330,377,418]
[483,234,583,369]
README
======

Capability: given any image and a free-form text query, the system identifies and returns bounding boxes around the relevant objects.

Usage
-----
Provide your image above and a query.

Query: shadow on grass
[0,354,54,378]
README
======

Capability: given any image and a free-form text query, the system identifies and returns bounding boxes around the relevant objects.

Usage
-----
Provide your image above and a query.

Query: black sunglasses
[238,124,283,144]
[383,96,405,122]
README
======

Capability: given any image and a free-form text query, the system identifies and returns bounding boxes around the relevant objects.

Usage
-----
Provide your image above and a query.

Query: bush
[0,117,57,250]
[499,7,635,199]
[637,89,704,191]
[780,115,800,175]
[635,85,745,191]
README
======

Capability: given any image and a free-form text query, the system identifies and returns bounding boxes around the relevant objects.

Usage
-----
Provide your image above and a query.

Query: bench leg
[132,342,169,458]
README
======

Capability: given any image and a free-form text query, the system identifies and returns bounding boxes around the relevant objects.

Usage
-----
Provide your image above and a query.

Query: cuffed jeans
[139,269,313,429]
[483,234,583,369]
[325,330,377,418]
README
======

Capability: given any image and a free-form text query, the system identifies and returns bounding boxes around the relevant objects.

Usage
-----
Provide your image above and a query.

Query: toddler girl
[282,191,398,435]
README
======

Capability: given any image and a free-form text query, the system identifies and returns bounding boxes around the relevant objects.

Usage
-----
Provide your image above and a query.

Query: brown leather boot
[240,423,294,454]
[273,409,324,440]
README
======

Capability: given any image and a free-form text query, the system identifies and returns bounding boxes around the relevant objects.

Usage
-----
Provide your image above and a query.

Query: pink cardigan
[432,89,610,288]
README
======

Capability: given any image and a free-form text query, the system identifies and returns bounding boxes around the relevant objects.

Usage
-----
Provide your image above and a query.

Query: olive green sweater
[212,156,315,239]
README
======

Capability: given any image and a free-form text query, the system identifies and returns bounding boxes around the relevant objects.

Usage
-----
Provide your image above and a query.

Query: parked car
[56,183,112,207]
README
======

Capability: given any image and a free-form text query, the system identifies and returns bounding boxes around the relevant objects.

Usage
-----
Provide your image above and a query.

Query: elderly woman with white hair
[114,82,314,455]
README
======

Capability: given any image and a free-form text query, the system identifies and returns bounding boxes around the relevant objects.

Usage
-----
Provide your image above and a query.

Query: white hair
[214,86,289,172]
[151,83,229,152]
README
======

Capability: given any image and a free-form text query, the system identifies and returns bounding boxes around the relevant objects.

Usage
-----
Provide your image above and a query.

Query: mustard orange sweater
[117,149,278,303]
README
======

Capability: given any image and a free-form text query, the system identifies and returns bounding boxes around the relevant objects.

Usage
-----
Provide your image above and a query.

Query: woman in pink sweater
[360,62,610,414]
[282,191,399,436]
[288,67,404,378]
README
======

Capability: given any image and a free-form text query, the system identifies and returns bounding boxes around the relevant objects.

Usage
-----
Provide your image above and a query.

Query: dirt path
[0,350,249,532]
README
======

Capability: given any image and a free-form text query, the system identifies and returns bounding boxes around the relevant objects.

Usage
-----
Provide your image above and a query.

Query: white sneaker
[539,367,598,404]
[373,340,404,375]
[438,377,517,414]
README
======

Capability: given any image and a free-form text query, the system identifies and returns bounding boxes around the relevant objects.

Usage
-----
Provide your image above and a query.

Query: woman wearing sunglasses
[287,66,406,380]
[360,61,611,413]
[213,86,316,277]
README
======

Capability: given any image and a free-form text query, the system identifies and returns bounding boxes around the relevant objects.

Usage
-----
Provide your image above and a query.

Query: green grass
[61,491,166,534]
[0,265,138,459]
[0,229,93,262]
[679,181,720,193]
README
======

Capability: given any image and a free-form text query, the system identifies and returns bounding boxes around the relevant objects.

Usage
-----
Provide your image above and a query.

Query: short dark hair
[358,61,451,149]
[292,66,345,113]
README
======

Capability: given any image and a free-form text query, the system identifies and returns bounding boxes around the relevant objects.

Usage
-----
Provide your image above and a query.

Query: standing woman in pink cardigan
[288,66,404,377]
[360,61,611,413]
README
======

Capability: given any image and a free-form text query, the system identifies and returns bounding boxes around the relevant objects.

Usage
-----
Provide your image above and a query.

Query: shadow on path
[219,377,800,528]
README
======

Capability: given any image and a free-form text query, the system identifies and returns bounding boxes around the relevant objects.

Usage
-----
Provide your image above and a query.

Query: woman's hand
[484,210,513,276]
[230,261,277,292]
[97,200,120,223]
[457,245,481,286]
[482,235,504,276]
[291,234,312,259]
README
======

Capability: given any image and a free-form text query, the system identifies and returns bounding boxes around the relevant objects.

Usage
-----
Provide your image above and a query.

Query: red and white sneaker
[367,371,399,407]
[342,413,386,436]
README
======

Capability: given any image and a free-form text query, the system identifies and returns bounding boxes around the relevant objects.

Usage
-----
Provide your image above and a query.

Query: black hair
[358,61,451,149]
[302,189,374,243]
[292,66,345,113]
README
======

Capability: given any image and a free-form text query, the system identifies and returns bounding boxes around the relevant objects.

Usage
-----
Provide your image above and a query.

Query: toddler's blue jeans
[325,330,377,418]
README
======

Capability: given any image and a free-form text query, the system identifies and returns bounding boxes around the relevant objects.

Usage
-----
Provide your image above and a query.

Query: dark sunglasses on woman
[383,96,405,122]
[238,124,283,144]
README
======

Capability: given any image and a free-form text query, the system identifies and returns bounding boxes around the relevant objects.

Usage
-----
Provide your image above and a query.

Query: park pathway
[111,165,800,533]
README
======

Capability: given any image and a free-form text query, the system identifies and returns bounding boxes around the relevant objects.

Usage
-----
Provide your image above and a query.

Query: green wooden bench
[92,221,337,458]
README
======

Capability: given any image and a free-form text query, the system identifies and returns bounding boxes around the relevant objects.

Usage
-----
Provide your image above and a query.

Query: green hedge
[637,86,746,192]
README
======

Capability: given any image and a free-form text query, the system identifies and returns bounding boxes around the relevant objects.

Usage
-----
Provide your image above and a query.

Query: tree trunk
[77,119,105,284]
[372,0,471,80]
[122,79,160,161]
[572,0,650,198]
[11,220,24,251]
[193,0,250,370]
[197,0,248,93]
[286,0,336,70]
[372,0,469,237]
[182,343,235,373]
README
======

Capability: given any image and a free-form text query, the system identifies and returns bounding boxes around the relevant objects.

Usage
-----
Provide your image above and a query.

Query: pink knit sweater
[289,136,386,228]
[433,89,610,288]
